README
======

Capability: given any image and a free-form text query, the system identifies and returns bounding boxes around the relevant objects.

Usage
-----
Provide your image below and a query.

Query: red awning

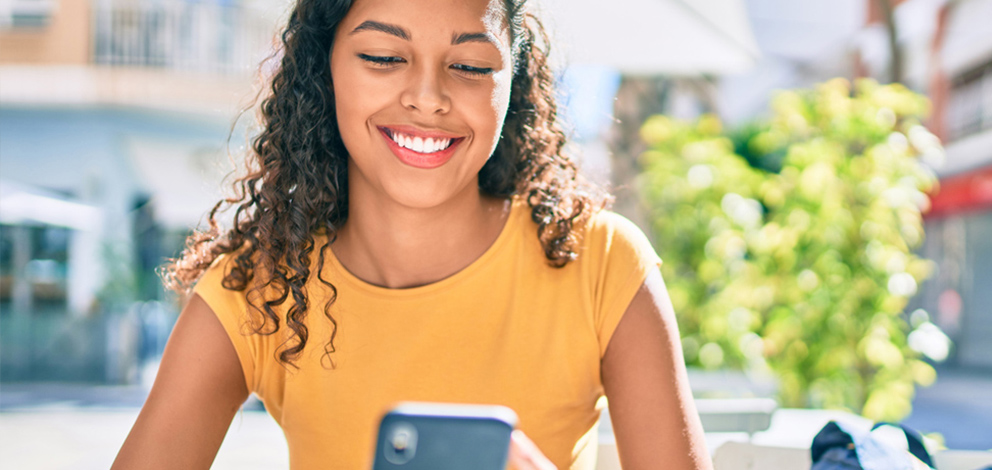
[926,164,992,218]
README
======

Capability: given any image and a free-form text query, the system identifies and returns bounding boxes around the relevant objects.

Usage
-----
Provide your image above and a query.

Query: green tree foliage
[639,78,942,421]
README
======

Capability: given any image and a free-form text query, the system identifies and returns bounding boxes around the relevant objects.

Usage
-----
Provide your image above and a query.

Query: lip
[378,125,465,170]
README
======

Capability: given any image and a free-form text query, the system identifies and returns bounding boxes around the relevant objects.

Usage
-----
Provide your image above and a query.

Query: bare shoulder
[112,294,249,469]
[601,270,713,470]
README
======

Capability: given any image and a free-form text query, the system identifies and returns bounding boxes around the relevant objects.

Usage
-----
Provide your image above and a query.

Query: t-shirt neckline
[324,198,524,299]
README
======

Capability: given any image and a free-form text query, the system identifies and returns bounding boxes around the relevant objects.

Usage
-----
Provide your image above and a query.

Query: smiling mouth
[377,126,465,170]
[380,127,463,154]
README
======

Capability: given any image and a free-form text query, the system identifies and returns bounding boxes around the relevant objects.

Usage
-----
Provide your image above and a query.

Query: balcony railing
[92,1,278,76]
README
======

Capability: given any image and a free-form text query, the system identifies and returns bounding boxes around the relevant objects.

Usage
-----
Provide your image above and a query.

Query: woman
[113,0,711,468]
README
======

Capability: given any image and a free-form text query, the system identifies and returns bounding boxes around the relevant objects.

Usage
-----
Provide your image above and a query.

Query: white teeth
[389,130,453,154]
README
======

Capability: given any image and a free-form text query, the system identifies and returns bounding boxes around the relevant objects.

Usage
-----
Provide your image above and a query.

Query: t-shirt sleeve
[584,211,663,357]
[191,255,258,392]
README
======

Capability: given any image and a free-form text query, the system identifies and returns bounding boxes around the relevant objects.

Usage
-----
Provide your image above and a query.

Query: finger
[508,430,557,470]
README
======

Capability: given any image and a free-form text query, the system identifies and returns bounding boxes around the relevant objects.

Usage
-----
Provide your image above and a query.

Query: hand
[508,430,557,470]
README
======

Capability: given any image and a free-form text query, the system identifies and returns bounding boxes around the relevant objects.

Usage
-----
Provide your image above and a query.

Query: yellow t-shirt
[193,199,661,469]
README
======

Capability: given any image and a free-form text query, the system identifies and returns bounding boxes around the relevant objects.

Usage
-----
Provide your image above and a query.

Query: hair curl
[163,0,609,368]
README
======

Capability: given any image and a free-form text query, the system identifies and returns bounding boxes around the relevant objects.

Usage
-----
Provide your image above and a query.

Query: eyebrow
[349,19,496,47]
[451,32,495,46]
[350,20,410,40]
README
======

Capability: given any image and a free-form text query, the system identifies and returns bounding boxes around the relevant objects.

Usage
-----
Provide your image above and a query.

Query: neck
[332,180,511,289]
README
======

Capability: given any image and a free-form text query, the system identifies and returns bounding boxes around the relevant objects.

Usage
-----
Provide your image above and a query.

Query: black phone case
[371,403,517,470]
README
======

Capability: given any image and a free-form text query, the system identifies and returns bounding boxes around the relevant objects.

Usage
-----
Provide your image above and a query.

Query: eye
[451,63,494,77]
[358,54,405,68]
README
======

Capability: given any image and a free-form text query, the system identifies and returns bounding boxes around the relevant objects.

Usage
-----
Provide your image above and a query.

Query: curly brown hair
[163,0,608,368]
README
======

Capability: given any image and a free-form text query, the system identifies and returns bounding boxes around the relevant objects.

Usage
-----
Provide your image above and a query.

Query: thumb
[508,430,557,470]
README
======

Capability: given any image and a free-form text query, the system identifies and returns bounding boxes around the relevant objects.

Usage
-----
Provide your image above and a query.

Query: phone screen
[371,402,518,470]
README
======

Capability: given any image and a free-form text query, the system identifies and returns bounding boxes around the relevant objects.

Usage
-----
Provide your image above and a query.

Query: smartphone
[371,402,518,470]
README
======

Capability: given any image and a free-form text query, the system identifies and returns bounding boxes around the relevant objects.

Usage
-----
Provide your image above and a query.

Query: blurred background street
[1,0,991,468]
[2,367,990,468]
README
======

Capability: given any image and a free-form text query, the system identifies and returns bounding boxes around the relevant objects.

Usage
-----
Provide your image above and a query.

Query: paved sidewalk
[0,408,287,470]
[903,367,992,450]
[0,382,275,469]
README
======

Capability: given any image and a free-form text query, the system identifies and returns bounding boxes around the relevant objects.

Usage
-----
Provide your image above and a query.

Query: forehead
[339,0,509,46]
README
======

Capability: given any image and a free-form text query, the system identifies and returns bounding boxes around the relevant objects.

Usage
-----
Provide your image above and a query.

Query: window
[948,59,992,141]
[0,0,56,28]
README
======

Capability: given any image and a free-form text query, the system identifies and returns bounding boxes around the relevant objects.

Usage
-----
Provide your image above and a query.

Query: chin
[379,176,475,210]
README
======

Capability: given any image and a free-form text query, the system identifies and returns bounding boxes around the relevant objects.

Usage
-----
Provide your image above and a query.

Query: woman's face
[330,0,514,209]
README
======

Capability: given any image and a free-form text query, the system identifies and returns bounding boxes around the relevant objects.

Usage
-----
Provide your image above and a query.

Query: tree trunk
[606,76,671,234]
[876,0,903,84]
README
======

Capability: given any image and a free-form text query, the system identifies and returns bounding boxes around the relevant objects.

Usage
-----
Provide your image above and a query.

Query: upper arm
[601,270,712,470]
[112,293,250,469]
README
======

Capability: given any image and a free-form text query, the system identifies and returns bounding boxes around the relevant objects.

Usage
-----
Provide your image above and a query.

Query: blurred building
[716,0,992,368]
[0,0,281,382]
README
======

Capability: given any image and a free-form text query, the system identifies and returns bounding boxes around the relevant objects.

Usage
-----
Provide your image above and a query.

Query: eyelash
[358,54,403,66]
[357,54,493,77]
[452,63,493,77]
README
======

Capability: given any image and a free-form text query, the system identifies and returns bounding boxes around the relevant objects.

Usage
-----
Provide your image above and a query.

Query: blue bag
[811,421,935,470]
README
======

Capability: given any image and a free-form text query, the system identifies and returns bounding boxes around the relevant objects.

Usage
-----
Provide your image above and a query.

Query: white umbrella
[124,137,233,230]
[0,179,102,232]
[537,0,760,75]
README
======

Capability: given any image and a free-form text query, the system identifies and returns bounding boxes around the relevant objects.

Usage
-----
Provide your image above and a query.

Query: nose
[399,63,451,115]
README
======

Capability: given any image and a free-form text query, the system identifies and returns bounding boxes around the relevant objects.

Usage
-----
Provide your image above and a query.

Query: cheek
[491,69,512,115]
[331,59,380,151]
[482,69,513,153]
[330,59,357,136]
